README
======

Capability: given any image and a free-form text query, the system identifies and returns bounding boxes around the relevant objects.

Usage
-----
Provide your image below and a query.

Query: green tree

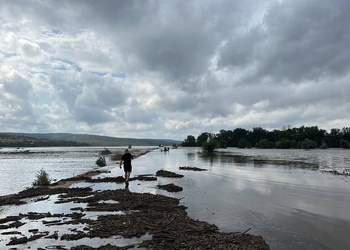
[324,128,341,147]
[320,141,328,149]
[257,139,274,149]
[202,139,219,153]
[340,139,350,149]
[237,138,250,148]
[216,129,234,147]
[342,127,350,141]
[232,128,248,147]
[181,135,196,147]
[197,132,211,147]
[248,127,269,146]
[275,139,295,149]
[301,139,317,149]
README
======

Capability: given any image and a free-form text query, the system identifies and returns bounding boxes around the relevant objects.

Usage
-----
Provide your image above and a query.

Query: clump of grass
[96,156,107,167]
[32,168,51,186]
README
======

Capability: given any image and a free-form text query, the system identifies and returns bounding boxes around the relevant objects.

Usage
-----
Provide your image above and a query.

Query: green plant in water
[96,156,107,167]
[202,139,219,153]
[32,168,51,186]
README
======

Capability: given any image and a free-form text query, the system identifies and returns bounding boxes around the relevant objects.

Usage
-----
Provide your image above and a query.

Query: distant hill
[0,133,89,147]
[0,132,181,147]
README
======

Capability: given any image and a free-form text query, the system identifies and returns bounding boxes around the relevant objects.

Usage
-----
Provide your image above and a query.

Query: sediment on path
[0,168,270,249]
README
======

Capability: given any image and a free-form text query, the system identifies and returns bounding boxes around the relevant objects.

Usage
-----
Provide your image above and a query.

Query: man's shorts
[124,165,132,173]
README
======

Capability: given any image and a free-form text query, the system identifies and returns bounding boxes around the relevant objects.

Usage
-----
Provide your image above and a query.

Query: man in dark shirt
[120,149,133,186]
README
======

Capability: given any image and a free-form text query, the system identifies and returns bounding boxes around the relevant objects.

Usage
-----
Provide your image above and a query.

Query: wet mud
[0,169,270,249]
[156,183,183,192]
[156,170,184,178]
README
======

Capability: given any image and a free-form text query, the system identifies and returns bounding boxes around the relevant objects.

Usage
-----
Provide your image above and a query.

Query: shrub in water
[32,168,51,186]
[202,139,219,153]
[96,156,107,167]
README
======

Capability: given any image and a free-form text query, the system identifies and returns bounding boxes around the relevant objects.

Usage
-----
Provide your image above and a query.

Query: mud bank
[0,150,270,249]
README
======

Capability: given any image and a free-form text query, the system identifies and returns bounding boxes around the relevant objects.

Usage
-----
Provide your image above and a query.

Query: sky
[1,0,350,140]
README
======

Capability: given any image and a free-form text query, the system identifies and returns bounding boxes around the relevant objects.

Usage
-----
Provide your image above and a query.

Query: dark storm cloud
[219,0,350,83]
[1,0,350,139]
[65,0,262,82]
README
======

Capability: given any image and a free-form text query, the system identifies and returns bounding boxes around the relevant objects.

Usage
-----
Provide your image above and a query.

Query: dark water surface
[1,147,349,249]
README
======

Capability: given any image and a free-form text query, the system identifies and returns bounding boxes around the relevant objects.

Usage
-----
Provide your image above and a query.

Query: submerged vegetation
[182,126,350,149]
[95,156,107,167]
[32,169,51,186]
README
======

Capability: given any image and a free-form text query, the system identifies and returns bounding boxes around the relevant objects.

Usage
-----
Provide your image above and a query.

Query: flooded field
[1,147,350,249]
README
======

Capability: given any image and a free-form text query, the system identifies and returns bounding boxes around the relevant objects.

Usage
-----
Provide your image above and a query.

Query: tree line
[181,126,350,150]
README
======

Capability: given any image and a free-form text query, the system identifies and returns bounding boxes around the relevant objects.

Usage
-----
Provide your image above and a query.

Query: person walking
[120,149,133,186]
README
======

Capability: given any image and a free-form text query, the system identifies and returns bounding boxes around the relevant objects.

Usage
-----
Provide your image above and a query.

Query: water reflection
[137,148,350,250]
[186,152,196,160]
[1,147,350,250]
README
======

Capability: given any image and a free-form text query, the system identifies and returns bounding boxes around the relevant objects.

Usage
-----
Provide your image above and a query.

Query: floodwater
[1,147,350,249]
[0,146,126,196]
[130,148,350,250]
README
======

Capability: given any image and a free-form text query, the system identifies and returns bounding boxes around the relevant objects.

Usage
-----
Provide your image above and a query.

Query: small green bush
[257,139,275,149]
[340,139,350,149]
[301,139,317,149]
[96,156,107,167]
[32,168,51,186]
[202,139,219,153]
[237,138,250,148]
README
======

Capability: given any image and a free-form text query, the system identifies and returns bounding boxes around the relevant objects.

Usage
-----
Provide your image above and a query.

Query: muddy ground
[0,168,270,249]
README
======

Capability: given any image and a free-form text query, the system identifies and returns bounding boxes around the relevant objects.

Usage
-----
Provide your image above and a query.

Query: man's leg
[126,171,131,181]
[124,172,130,187]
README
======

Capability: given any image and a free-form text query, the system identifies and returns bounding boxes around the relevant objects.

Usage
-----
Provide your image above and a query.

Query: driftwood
[134,175,157,181]
[179,166,207,171]
[100,148,112,155]
[156,170,184,178]
[157,183,183,192]
[0,170,270,249]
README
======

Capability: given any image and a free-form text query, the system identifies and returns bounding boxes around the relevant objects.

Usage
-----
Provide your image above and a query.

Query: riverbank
[0,148,270,249]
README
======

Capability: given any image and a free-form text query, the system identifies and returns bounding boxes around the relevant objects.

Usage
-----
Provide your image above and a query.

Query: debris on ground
[179,166,207,171]
[0,169,270,249]
[156,170,184,178]
[157,183,183,192]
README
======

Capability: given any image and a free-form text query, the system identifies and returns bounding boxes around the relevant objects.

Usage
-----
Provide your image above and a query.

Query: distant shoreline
[0,132,181,147]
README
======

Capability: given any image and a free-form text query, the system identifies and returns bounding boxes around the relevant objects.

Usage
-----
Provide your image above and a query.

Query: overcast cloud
[1,0,350,140]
